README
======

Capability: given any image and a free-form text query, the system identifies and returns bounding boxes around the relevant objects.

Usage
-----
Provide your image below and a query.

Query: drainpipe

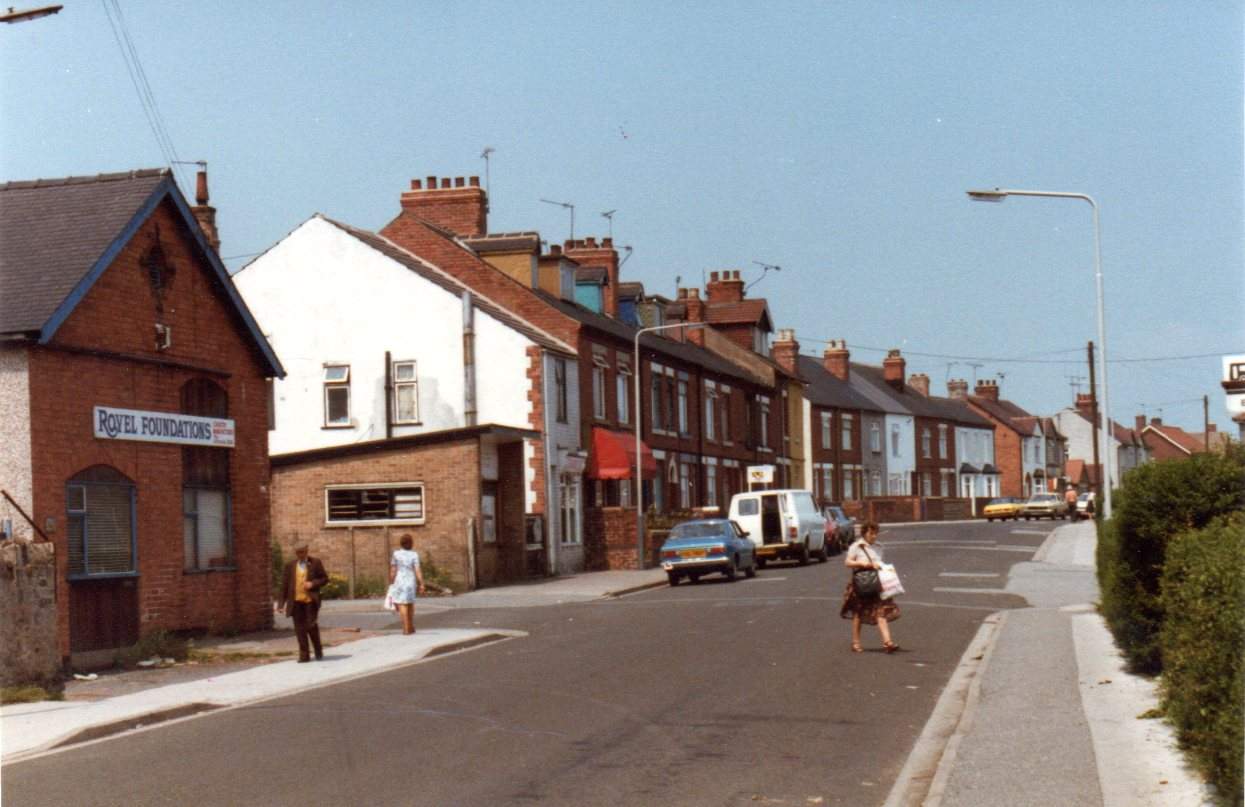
[462,291,477,426]
[384,350,393,439]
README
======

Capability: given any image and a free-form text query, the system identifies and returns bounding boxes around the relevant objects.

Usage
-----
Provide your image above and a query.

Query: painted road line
[939,572,1001,578]
[941,545,1035,553]
[1010,529,1050,536]
[933,586,1011,595]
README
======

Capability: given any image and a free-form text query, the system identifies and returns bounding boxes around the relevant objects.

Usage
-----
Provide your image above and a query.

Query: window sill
[322,423,354,430]
[392,420,423,427]
[324,519,426,528]
[184,566,237,575]
[68,571,139,581]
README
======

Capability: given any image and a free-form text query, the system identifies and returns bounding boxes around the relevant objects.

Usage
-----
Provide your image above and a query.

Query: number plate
[678,549,707,558]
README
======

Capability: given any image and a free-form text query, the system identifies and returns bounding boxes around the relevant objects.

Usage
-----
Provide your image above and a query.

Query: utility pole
[1204,395,1210,451]
[1088,341,1103,509]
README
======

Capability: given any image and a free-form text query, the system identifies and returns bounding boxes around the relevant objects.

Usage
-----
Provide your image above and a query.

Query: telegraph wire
[798,339,1238,366]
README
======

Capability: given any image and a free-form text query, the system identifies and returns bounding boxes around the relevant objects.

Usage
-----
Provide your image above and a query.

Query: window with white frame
[392,360,419,424]
[938,424,948,459]
[820,464,835,503]
[720,385,732,444]
[844,466,856,500]
[481,484,497,543]
[323,364,350,426]
[891,423,901,457]
[325,484,425,524]
[870,422,881,453]
[677,379,689,435]
[821,411,832,449]
[758,396,771,448]
[650,365,664,431]
[182,378,232,571]
[554,358,568,423]
[616,357,631,425]
[871,470,882,496]
[841,413,855,451]
[705,383,717,441]
[922,428,932,458]
[679,462,692,508]
[922,473,932,497]
[706,464,718,507]
[559,474,581,545]
[592,349,608,419]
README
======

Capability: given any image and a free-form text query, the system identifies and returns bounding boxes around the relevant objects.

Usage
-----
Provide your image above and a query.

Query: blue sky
[3,1,1241,432]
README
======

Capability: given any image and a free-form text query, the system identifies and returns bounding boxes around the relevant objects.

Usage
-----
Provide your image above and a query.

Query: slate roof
[575,266,609,284]
[1069,408,1141,445]
[851,363,993,427]
[706,299,772,329]
[316,216,575,355]
[968,395,1038,434]
[0,168,283,377]
[797,355,884,412]
[534,290,767,386]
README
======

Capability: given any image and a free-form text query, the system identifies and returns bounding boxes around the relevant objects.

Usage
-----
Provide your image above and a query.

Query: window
[393,360,419,424]
[938,424,948,459]
[182,379,232,571]
[820,464,835,503]
[870,422,881,453]
[720,386,732,444]
[677,379,689,435]
[592,349,608,420]
[326,484,426,524]
[554,358,568,423]
[706,464,718,507]
[922,428,932,458]
[559,475,580,545]
[323,364,350,426]
[841,414,855,451]
[891,423,901,457]
[940,472,950,497]
[481,484,497,543]
[758,396,771,448]
[821,411,832,449]
[781,389,790,448]
[616,358,631,425]
[679,462,692,508]
[871,470,882,496]
[66,466,136,577]
[922,473,932,497]
[650,368,664,431]
[844,467,855,500]
[705,384,717,441]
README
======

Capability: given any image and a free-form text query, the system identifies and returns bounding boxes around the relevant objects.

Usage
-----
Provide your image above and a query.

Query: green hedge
[1097,447,1245,673]
[1159,512,1244,806]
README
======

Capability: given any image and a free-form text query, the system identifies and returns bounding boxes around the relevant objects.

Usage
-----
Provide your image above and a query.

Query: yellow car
[983,497,1024,522]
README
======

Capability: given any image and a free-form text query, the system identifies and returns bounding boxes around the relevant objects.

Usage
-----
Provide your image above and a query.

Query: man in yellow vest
[277,543,329,662]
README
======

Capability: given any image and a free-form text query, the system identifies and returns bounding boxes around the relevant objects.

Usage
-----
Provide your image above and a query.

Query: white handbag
[878,563,904,600]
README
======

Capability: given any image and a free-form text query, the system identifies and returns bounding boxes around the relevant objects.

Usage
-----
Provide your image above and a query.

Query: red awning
[585,426,657,480]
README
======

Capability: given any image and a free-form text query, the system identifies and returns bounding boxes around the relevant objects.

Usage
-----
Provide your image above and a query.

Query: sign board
[93,405,235,448]
[561,451,587,475]
[746,464,775,485]
[1223,355,1245,417]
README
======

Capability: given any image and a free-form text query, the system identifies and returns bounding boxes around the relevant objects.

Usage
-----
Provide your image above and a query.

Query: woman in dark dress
[841,521,901,653]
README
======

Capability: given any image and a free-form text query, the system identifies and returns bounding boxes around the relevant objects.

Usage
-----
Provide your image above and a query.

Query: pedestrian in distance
[389,534,425,635]
[277,542,329,662]
[841,521,901,653]
[1064,486,1078,518]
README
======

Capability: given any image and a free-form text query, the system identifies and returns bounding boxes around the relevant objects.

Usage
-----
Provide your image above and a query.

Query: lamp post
[633,321,708,567]
[967,187,1113,519]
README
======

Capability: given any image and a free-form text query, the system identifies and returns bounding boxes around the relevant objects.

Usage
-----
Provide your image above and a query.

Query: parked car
[659,519,757,586]
[1022,493,1070,520]
[728,489,829,566]
[983,497,1024,522]
[821,505,856,552]
[1075,492,1096,520]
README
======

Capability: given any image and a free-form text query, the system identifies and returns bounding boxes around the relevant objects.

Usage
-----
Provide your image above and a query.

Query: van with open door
[727,489,828,566]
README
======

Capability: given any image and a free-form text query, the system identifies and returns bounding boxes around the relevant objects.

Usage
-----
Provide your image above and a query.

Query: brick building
[0,169,282,665]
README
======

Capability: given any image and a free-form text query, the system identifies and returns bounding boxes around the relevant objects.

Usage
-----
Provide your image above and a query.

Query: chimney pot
[710,271,720,282]
[195,170,209,206]
[454,177,465,187]
[677,287,687,299]
[469,176,480,186]
[426,175,437,188]
[411,179,423,190]
[777,328,795,342]
[440,178,451,189]
[550,244,562,256]
[602,237,613,248]
[687,288,700,299]
[586,236,597,248]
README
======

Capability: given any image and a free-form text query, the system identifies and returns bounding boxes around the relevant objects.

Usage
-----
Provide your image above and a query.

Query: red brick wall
[584,506,650,570]
[29,200,273,656]
[525,346,546,516]
[270,439,481,590]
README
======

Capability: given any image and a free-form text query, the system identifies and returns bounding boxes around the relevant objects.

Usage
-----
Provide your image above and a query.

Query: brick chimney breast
[190,169,220,253]
[883,349,906,391]
[974,379,1000,402]
[706,269,745,304]
[1136,415,1146,432]
[947,378,969,399]
[397,174,489,237]
[909,373,930,397]
[771,328,800,375]
[1075,393,1095,417]
[823,339,850,381]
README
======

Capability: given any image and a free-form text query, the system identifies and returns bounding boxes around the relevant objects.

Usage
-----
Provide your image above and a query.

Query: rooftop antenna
[1066,374,1086,396]
[539,198,575,241]
[996,370,1007,385]
[480,147,494,211]
[619,245,634,268]
[601,209,616,238]
[674,274,682,296]
[747,261,782,292]
[944,361,959,382]
[967,362,984,385]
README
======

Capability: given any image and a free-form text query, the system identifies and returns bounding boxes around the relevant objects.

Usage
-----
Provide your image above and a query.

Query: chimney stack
[975,379,1000,402]
[1075,393,1095,418]
[1135,415,1146,432]
[1150,417,1162,427]
[883,349,906,391]
[563,237,621,318]
[822,339,850,381]
[683,288,705,346]
[396,174,488,237]
[706,269,745,304]
[771,328,800,375]
[908,373,930,397]
[947,378,969,399]
[190,169,220,253]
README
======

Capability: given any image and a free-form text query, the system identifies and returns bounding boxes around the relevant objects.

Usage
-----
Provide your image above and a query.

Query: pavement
[0,527,1217,806]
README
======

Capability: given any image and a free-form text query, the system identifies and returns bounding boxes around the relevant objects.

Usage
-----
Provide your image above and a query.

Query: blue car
[659,519,757,586]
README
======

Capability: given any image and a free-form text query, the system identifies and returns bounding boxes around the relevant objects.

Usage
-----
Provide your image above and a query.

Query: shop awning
[586,426,657,480]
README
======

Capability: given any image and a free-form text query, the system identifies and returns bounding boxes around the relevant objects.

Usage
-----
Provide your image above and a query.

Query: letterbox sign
[747,464,775,484]
[93,405,235,448]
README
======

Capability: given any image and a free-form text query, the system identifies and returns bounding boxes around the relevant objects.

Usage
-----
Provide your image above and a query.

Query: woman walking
[841,521,900,653]
[389,534,425,635]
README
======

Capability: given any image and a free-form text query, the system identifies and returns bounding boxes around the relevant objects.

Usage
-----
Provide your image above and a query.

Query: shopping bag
[383,585,396,611]
[879,563,904,600]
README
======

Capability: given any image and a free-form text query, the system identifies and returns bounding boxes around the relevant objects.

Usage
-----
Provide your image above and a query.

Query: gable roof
[314,216,575,356]
[1142,423,1203,455]
[706,299,772,331]
[968,395,1039,435]
[0,168,283,377]
[851,363,993,428]
[797,355,884,412]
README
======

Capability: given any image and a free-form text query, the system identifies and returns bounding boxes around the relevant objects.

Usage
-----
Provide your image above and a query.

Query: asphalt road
[3,519,1059,807]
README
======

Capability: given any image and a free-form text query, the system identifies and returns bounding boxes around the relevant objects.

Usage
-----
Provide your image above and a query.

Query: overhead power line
[798,338,1239,366]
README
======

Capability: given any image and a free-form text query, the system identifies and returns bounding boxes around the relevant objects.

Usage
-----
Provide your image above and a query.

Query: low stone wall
[843,497,973,524]
[0,539,60,688]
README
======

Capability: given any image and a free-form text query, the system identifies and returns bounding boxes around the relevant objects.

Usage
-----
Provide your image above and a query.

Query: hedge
[1159,512,1244,806]
[1097,446,1245,673]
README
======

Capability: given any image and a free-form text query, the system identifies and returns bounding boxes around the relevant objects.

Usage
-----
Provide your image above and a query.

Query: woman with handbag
[840,521,900,653]
[388,534,425,635]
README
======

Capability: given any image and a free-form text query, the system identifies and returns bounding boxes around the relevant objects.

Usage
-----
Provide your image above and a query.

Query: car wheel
[987,517,993,522]
[816,540,829,563]
[745,559,757,578]
[724,559,738,581]
[757,557,767,569]
[667,572,680,587]
[797,541,810,566]
[690,573,701,584]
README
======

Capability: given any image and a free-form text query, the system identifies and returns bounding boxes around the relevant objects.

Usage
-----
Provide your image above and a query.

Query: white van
[727,489,829,566]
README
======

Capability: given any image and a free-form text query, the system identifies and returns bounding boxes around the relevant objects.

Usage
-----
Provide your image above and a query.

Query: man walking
[277,543,329,662]
[1064,485,1079,519]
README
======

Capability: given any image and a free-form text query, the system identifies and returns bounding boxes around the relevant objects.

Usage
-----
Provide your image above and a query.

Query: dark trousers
[291,600,323,660]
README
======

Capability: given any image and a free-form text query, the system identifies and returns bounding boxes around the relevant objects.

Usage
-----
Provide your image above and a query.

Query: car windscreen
[671,522,728,539]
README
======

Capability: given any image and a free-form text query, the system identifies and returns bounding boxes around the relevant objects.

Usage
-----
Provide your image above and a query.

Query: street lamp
[633,321,708,566]
[967,187,1113,519]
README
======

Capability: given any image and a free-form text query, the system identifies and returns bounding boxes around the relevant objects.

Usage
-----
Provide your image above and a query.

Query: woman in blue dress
[388,534,425,634]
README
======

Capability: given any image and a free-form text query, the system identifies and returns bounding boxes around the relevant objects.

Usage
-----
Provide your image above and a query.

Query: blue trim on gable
[39,176,285,379]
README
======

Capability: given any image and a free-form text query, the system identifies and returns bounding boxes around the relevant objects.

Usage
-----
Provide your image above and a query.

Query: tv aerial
[539,198,575,240]
[601,209,617,238]
[746,261,782,291]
